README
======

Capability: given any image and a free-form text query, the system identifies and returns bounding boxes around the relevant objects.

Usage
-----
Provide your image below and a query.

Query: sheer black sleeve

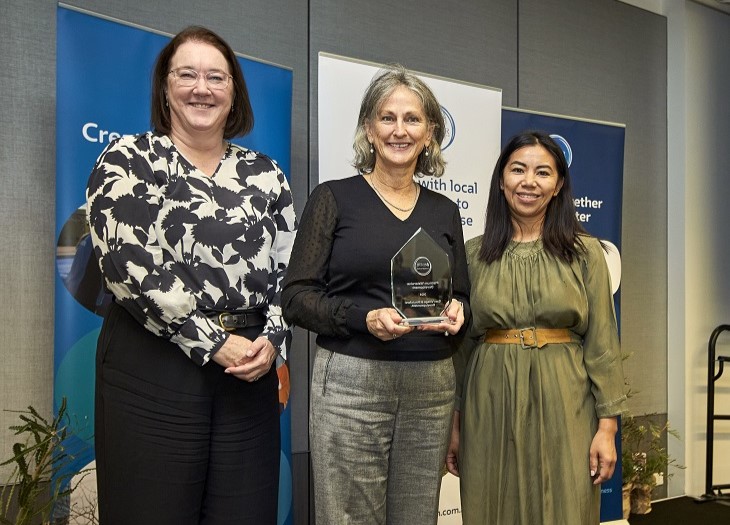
[281,184,355,337]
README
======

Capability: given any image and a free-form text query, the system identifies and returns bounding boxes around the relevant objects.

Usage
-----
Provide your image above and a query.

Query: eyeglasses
[168,68,232,90]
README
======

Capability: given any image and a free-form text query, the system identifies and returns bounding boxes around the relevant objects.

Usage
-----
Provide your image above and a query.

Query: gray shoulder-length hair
[352,64,446,177]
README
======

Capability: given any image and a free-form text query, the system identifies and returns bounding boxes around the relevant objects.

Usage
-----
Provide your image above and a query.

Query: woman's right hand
[446,410,461,477]
[366,308,414,341]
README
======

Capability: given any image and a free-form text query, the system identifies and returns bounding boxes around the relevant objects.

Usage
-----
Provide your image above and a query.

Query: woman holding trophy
[282,64,469,525]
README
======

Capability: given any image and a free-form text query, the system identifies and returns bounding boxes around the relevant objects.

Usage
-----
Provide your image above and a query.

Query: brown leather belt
[201,309,266,331]
[484,328,579,349]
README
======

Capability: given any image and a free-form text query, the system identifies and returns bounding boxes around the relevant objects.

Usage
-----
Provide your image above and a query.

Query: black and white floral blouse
[86,132,296,366]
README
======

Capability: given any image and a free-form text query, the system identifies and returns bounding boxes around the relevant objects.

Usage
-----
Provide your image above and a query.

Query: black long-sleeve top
[282,175,470,361]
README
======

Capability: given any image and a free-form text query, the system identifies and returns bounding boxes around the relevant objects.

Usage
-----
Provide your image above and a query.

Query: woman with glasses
[85,26,295,524]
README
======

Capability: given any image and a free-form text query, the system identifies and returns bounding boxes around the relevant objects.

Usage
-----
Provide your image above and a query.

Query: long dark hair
[479,130,589,263]
[150,26,253,139]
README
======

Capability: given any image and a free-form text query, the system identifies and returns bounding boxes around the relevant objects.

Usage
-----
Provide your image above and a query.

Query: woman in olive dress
[447,131,627,524]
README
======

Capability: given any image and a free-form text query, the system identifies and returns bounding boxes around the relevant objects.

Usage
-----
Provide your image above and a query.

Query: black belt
[201,309,267,331]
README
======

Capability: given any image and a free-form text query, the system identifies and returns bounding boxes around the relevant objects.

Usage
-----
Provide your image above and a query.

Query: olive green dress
[457,236,627,525]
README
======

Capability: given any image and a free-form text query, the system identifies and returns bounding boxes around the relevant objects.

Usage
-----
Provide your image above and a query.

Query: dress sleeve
[449,204,471,330]
[281,183,358,337]
[453,236,481,408]
[85,137,228,365]
[260,162,297,359]
[581,237,628,418]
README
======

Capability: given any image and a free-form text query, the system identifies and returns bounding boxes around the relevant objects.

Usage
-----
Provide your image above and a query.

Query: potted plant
[621,414,684,515]
[620,457,634,519]
[0,398,95,524]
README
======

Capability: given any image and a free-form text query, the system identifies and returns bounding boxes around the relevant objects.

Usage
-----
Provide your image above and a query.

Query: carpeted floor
[627,496,730,524]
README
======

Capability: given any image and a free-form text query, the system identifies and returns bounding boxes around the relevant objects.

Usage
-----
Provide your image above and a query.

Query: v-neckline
[167,135,230,178]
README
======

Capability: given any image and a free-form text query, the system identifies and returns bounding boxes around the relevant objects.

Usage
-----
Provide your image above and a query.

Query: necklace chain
[373,170,414,191]
[369,176,420,212]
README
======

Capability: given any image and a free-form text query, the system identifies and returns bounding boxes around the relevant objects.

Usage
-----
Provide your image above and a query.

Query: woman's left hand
[417,299,465,336]
[224,336,278,382]
[589,416,619,485]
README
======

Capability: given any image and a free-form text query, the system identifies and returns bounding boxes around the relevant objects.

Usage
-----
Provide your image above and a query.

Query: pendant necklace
[370,174,420,213]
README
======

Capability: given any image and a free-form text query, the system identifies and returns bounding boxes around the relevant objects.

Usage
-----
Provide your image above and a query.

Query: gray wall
[1,0,667,522]
[680,0,730,497]
[518,0,668,415]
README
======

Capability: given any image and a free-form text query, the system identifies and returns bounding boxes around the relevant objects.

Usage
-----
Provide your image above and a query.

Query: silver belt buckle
[519,327,537,348]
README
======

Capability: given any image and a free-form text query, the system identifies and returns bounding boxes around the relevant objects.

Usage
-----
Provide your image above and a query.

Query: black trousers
[95,302,280,525]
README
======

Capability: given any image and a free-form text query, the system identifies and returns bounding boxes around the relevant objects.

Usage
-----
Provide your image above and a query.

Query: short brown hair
[150,26,253,139]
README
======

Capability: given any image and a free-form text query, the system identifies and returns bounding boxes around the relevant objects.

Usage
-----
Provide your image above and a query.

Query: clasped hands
[212,334,277,382]
[366,299,465,341]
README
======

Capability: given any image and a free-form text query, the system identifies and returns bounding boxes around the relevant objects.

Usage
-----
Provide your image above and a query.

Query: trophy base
[400,316,449,326]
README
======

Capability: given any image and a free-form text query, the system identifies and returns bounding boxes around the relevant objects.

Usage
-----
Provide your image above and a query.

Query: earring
[424,147,430,157]
[231,104,234,112]
[369,144,374,154]
[165,97,169,107]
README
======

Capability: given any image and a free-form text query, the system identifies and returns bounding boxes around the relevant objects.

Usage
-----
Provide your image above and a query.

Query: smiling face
[500,144,564,230]
[166,41,233,140]
[365,85,434,175]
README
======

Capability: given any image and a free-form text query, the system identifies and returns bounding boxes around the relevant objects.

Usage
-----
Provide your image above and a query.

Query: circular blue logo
[440,106,456,151]
[549,134,573,168]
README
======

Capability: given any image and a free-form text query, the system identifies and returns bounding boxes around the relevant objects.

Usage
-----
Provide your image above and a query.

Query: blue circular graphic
[440,106,456,150]
[550,134,573,168]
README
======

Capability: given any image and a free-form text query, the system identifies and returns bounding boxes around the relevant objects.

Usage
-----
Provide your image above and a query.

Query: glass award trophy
[391,228,452,325]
